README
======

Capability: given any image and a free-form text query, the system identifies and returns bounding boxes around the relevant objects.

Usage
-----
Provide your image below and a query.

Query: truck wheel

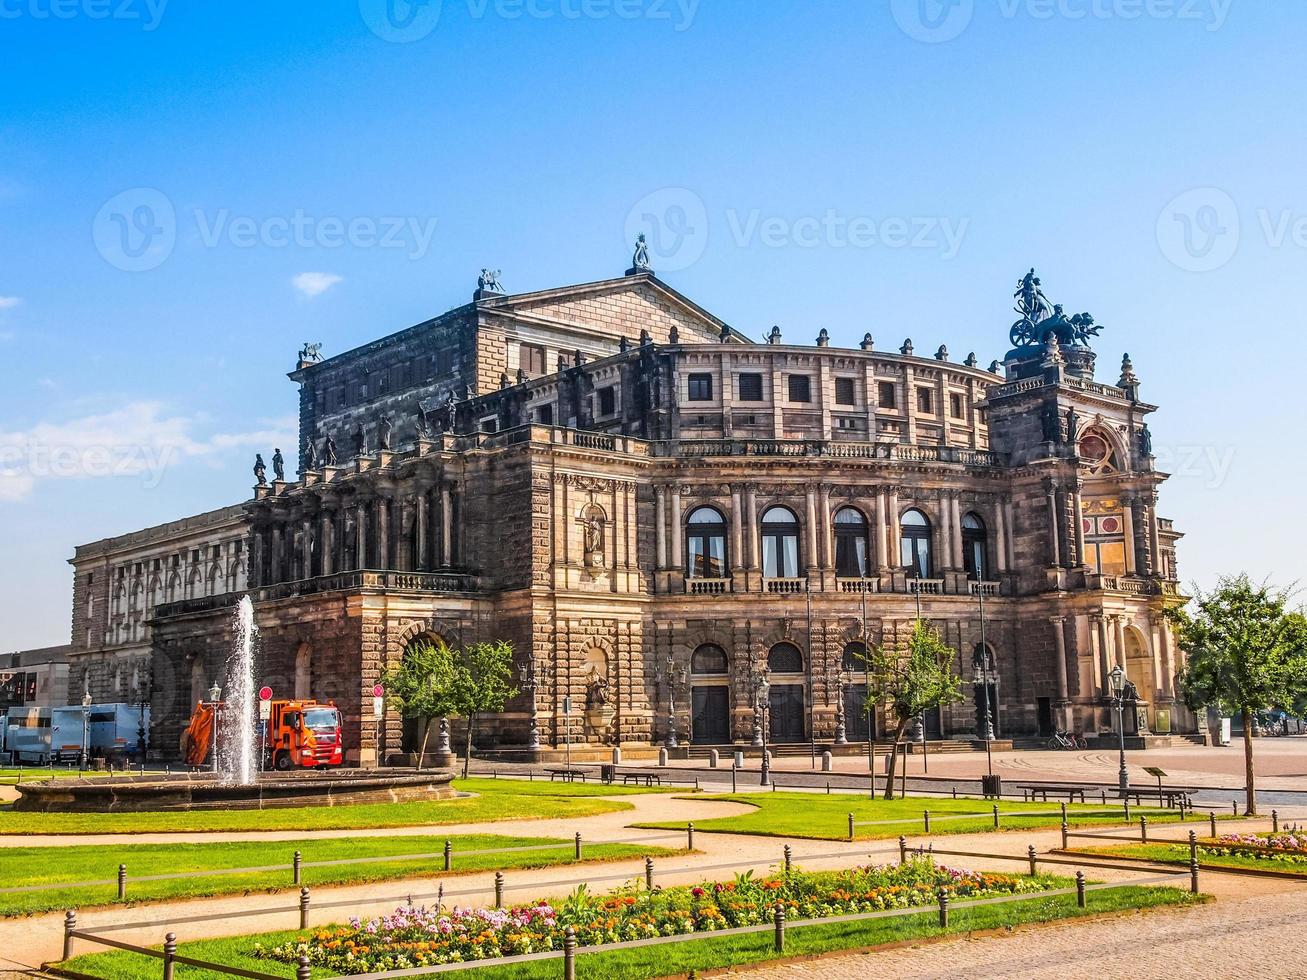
[274,752,294,772]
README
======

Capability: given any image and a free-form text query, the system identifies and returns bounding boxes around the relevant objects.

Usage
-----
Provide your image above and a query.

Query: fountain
[13,595,456,812]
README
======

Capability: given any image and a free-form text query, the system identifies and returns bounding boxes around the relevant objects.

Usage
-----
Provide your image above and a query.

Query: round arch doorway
[690,644,732,745]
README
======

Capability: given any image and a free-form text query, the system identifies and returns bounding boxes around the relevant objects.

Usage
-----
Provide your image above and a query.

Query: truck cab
[265,700,343,771]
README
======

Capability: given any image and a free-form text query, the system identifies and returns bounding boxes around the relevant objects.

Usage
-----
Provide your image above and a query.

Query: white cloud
[0,402,296,503]
[291,272,343,298]
[0,296,21,310]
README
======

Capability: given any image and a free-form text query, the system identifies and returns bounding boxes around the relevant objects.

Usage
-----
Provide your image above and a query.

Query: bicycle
[1046,730,1088,750]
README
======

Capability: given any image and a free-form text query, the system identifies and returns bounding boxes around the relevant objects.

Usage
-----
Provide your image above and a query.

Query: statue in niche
[303,436,318,471]
[378,415,393,452]
[578,505,606,569]
[414,408,430,441]
[1065,408,1080,446]
[352,426,366,458]
[1138,423,1154,457]
[253,453,267,486]
[272,448,285,482]
[1040,406,1061,443]
[444,393,458,432]
[586,665,610,708]
[322,433,339,466]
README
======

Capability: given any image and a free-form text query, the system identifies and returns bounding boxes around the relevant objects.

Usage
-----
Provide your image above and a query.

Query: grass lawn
[0,831,677,917]
[0,769,168,786]
[636,792,1187,841]
[0,777,667,835]
[1067,841,1307,876]
[59,885,1200,980]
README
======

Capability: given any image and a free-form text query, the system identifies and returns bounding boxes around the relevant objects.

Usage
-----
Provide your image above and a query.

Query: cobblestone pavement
[745,887,1307,979]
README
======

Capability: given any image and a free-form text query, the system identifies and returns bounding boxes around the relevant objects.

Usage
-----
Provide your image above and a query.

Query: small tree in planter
[381,638,457,770]
[448,640,519,779]
[856,621,963,800]
[1170,577,1306,815]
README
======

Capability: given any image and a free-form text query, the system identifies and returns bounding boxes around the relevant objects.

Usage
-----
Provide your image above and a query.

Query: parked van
[88,703,150,762]
[5,707,54,763]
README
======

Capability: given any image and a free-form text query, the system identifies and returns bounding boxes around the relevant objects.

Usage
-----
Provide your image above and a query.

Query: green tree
[448,640,519,779]
[857,621,964,800]
[381,638,457,770]
[1168,576,1304,815]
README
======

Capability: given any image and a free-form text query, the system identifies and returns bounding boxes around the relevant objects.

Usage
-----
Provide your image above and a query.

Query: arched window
[686,506,728,578]
[833,507,870,577]
[761,506,801,578]
[962,512,988,581]
[842,641,867,673]
[691,643,729,675]
[900,509,932,578]
[768,642,803,673]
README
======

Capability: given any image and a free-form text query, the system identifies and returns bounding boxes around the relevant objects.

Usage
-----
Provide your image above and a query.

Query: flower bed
[256,859,1050,973]
[1199,832,1307,865]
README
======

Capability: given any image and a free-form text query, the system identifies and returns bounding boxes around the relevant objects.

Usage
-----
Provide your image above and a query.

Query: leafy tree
[856,621,964,800]
[381,638,458,770]
[1169,576,1304,815]
[447,640,519,779]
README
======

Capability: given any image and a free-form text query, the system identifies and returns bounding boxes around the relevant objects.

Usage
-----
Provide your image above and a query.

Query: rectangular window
[519,343,546,377]
[535,403,554,425]
[916,387,933,414]
[835,377,856,406]
[687,373,714,401]
[787,375,812,403]
[878,381,897,409]
[597,386,616,416]
[950,393,964,418]
[479,416,498,433]
[737,373,764,401]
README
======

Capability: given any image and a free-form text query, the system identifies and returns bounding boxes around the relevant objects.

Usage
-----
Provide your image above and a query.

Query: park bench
[621,772,662,787]
[1017,784,1088,803]
[546,768,589,782]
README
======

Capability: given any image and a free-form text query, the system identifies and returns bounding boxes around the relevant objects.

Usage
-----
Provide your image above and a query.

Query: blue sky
[2,0,1303,649]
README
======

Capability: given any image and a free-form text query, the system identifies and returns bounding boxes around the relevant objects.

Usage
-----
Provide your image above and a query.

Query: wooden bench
[1017,784,1088,804]
[1127,788,1191,809]
[546,768,588,782]
[621,772,662,787]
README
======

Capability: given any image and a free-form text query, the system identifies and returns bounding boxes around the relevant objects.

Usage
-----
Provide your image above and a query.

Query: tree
[856,621,964,800]
[381,638,457,770]
[447,640,518,779]
[1169,576,1304,815]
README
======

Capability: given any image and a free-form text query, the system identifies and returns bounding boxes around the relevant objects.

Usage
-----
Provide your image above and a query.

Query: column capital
[1042,476,1060,494]
[1048,616,1066,626]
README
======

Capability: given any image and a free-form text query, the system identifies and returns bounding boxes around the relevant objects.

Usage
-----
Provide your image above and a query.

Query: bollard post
[687,823,695,850]
[848,812,855,842]
[923,809,931,832]
[299,887,310,930]
[1123,797,1130,822]
[1209,812,1217,839]
[731,764,738,794]
[898,835,907,864]
[1189,830,1200,894]
[1061,820,1069,849]
[117,863,127,902]
[62,910,77,961]
[293,849,302,886]
[1180,800,1187,822]
[993,803,1000,829]
[297,952,311,980]
[1060,801,1067,822]
[783,844,792,874]
[1027,845,1038,876]
[1140,815,1148,843]
[773,902,785,952]
[645,856,654,890]
[162,933,177,980]
[1075,871,1086,908]
[937,888,949,927]
[563,925,577,980]
[1100,790,1106,805]
[494,871,504,908]
[1273,810,1280,833]
[826,781,831,795]
[1232,800,1238,817]
[575,832,583,860]
[444,839,452,872]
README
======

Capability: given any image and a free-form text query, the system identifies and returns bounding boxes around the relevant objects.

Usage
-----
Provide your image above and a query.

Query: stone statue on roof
[477,268,504,293]
[631,233,652,273]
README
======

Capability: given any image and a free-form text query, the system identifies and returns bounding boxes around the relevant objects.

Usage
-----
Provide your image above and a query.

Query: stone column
[356,501,369,570]
[994,497,1009,574]
[270,524,284,584]
[1043,479,1061,567]
[1121,496,1138,575]
[670,486,683,573]
[817,484,832,569]
[376,497,390,570]
[887,486,901,567]
[1114,615,1128,670]
[804,484,818,573]
[320,507,334,576]
[939,492,954,570]
[1003,497,1017,569]
[440,485,453,567]
[1050,617,1070,728]
[250,529,264,588]
[950,492,962,570]
[655,485,667,570]
[730,485,744,573]
[301,517,314,580]
[746,488,759,570]
[1088,615,1104,694]
[1071,480,1087,568]
[1097,616,1113,695]
[1147,492,1163,577]
[1160,622,1176,697]
[875,487,889,571]
[415,492,429,571]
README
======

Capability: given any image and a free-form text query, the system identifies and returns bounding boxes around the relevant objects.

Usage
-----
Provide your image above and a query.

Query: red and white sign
[258,686,273,701]
[372,684,384,698]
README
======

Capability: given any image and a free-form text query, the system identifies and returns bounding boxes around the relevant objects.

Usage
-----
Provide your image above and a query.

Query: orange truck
[181,699,344,771]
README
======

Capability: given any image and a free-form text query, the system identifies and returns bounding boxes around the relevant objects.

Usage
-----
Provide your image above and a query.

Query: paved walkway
[2,788,1303,974]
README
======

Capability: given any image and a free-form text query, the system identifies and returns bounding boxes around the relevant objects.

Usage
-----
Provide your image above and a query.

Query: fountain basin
[12,768,457,812]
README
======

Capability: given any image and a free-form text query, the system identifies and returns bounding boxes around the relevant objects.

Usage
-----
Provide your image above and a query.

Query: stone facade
[74,263,1193,762]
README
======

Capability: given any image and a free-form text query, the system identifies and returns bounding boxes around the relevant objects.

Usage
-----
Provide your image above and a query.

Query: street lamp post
[80,691,92,774]
[833,667,847,745]
[518,659,545,752]
[135,671,150,773]
[208,682,222,774]
[664,657,687,751]
[758,669,772,786]
[1109,665,1130,798]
